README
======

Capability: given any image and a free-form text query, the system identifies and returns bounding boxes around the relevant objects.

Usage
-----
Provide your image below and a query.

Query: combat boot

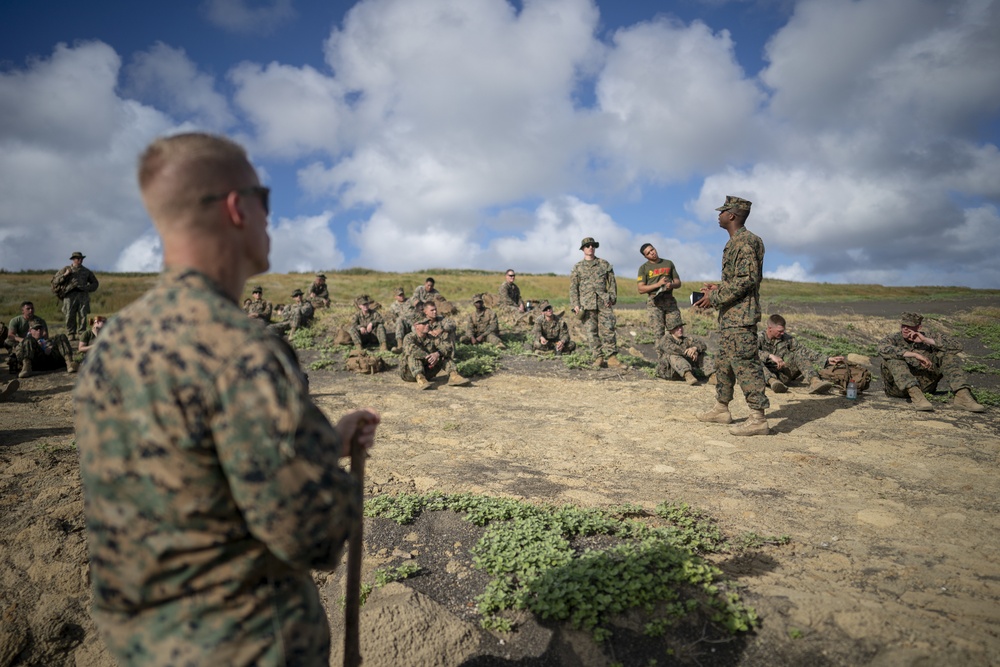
[67,358,80,374]
[379,343,389,352]
[606,355,624,369]
[592,357,606,369]
[683,371,698,386]
[697,402,733,424]
[447,371,471,387]
[768,378,787,393]
[807,377,833,394]
[706,373,717,386]
[907,385,933,411]
[18,358,33,379]
[415,374,431,390]
[953,388,986,413]
[730,410,769,436]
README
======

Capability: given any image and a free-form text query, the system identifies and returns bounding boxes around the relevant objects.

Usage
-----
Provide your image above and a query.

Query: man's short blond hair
[138,133,253,224]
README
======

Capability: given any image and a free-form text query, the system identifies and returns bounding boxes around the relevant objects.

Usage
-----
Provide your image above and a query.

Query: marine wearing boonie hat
[251,285,263,294]
[715,196,752,212]
[355,295,370,306]
[579,237,600,250]
[394,287,405,296]
[291,289,304,297]
[70,251,86,260]
[900,312,923,327]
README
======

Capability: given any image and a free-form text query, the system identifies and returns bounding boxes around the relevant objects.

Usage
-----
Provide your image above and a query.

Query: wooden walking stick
[344,439,367,667]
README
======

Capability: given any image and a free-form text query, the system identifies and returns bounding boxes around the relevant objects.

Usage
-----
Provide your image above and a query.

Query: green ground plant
[454,343,503,377]
[365,492,771,645]
[795,329,878,358]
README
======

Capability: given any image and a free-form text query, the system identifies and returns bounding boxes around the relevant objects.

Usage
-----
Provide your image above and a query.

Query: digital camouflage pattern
[411,284,440,304]
[531,313,576,353]
[399,329,459,382]
[569,256,618,358]
[878,327,971,396]
[709,226,767,409]
[309,279,329,305]
[268,299,315,336]
[15,332,75,371]
[497,281,524,309]
[462,307,503,345]
[75,268,361,667]
[349,309,387,348]
[54,263,100,337]
[243,297,273,323]
[758,331,827,384]
[656,333,714,380]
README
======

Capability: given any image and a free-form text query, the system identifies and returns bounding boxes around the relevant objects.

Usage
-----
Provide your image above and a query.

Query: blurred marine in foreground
[75,132,380,666]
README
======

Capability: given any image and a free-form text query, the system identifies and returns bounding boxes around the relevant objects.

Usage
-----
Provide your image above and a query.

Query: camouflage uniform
[6,314,46,351]
[75,268,360,667]
[268,299,314,336]
[349,310,387,348]
[657,333,714,380]
[462,307,504,346]
[15,332,75,371]
[54,261,99,338]
[709,226,769,411]
[399,330,459,382]
[758,331,827,385]
[569,257,618,359]
[531,313,576,354]
[411,285,440,304]
[309,279,330,307]
[427,314,457,342]
[243,297,273,323]
[637,258,680,343]
[878,327,971,397]
[497,281,524,309]
[391,299,417,349]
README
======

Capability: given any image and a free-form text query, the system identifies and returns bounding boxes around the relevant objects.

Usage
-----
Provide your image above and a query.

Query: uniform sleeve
[757,334,771,362]
[87,270,100,292]
[607,262,617,304]
[212,340,360,571]
[569,265,581,311]
[878,333,908,360]
[486,311,500,336]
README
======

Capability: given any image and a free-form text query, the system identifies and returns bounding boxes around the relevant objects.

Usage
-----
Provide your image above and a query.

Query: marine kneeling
[656,312,713,385]
[400,317,471,389]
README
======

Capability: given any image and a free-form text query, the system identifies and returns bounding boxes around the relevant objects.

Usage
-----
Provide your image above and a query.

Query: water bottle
[846,380,857,400]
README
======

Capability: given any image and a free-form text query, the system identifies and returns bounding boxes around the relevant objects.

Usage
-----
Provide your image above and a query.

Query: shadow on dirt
[0,426,75,447]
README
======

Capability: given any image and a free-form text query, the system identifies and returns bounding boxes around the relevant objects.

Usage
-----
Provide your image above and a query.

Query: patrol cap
[472,293,484,304]
[664,311,685,331]
[251,285,263,294]
[580,237,599,250]
[291,289,304,297]
[70,251,86,260]
[413,317,431,327]
[715,195,752,212]
[539,301,553,312]
[900,312,923,327]
[28,318,45,329]
[355,295,370,306]
[394,287,405,296]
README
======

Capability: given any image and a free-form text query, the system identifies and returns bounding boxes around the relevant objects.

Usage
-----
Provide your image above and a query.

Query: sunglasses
[506,273,515,277]
[30,326,43,331]
[582,243,595,249]
[201,186,270,215]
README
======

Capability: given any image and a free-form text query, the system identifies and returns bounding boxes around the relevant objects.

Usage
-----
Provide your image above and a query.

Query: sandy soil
[1,302,998,666]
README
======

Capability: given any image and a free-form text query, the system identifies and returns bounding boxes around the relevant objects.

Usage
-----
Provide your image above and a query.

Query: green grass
[365,493,777,644]
[795,329,878,358]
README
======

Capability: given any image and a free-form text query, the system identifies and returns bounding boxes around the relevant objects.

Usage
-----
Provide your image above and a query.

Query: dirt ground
[1,300,998,667]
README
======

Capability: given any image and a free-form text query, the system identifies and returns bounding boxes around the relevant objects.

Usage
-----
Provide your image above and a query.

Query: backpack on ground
[818,361,872,394]
[345,350,386,374]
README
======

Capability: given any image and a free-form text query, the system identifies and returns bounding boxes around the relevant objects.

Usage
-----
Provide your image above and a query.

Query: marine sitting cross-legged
[74,132,380,667]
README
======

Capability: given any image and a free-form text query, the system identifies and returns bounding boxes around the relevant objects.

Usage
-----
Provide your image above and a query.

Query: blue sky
[2,0,999,288]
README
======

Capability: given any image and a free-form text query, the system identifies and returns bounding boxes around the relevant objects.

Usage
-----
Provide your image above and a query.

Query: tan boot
[706,373,717,386]
[18,358,33,379]
[730,409,769,436]
[683,371,698,386]
[415,374,432,390]
[768,378,787,393]
[592,357,606,369]
[907,385,933,411]
[447,371,471,387]
[67,358,80,374]
[807,377,833,394]
[697,402,733,424]
[953,388,986,413]
[379,343,389,352]
[606,355,624,369]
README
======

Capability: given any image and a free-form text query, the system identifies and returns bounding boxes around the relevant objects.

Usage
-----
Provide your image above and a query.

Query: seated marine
[461,294,505,348]
[759,314,836,394]
[349,295,388,351]
[15,319,78,377]
[399,317,470,389]
[531,302,576,355]
[656,312,714,385]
